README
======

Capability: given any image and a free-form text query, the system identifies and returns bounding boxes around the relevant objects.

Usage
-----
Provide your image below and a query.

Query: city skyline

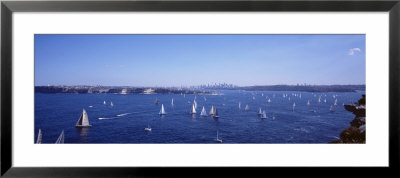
[35,34,365,87]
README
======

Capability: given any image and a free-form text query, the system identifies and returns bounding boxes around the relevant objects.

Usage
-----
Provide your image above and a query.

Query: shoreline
[330,94,366,143]
[35,86,217,95]
[35,85,365,94]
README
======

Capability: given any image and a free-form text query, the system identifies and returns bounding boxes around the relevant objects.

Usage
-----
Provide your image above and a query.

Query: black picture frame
[1,0,399,177]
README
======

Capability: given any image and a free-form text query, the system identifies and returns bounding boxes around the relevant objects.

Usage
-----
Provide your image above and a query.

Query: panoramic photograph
[34,34,366,144]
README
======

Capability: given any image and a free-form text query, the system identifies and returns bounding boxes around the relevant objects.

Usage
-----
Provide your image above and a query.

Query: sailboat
[330,105,334,112]
[267,98,271,103]
[159,104,167,115]
[292,102,296,112]
[238,102,241,109]
[171,98,174,106]
[212,107,220,118]
[245,104,249,111]
[36,129,42,144]
[110,101,114,107]
[260,111,267,119]
[55,130,64,144]
[257,108,263,115]
[103,100,106,105]
[215,131,222,143]
[154,98,159,105]
[209,105,215,115]
[334,99,338,106]
[145,124,152,132]
[307,100,310,106]
[324,98,327,103]
[76,109,92,128]
[200,106,207,116]
[193,99,197,109]
[190,103,197,114]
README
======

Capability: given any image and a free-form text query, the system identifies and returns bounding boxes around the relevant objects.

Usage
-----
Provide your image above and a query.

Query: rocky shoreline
[330,94,366,143]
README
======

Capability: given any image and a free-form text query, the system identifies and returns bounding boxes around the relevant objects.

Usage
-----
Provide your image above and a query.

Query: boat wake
[99,112,139,120]
[98,117,118,120]
[116,113,131,117]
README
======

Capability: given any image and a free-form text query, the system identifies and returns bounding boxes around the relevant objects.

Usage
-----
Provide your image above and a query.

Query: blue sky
[35,34,365,87]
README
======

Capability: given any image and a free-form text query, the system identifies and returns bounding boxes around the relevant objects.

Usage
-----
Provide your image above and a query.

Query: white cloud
[348,48,361,55]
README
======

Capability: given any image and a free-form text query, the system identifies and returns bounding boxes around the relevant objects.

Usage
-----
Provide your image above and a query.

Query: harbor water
[34,90,365,143]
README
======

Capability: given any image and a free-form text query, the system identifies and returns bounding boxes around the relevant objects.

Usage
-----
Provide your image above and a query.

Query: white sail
[55,130,64,144]
[193,99,197,109]
[209,105,215,115]
[171,98,174,106]
[36,129,42,144]
[76,109,92,127]
[159,104,167,115]
[238,102,241,109]
[110,101,114,107]
[190,104,197,114]
[292,102,296,111]
[103,100,106,105]
[81,109,90,126]
[261,111,267,119]
[307,100,310,106]
[200,106,207,116]
[268,98,271,103]
[258,108,263,115]
[245,104,249,111]
[330,105,334,112]
[334,99,338,106]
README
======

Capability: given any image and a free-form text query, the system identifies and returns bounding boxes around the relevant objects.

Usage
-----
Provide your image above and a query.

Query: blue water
[34,90,365,144]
